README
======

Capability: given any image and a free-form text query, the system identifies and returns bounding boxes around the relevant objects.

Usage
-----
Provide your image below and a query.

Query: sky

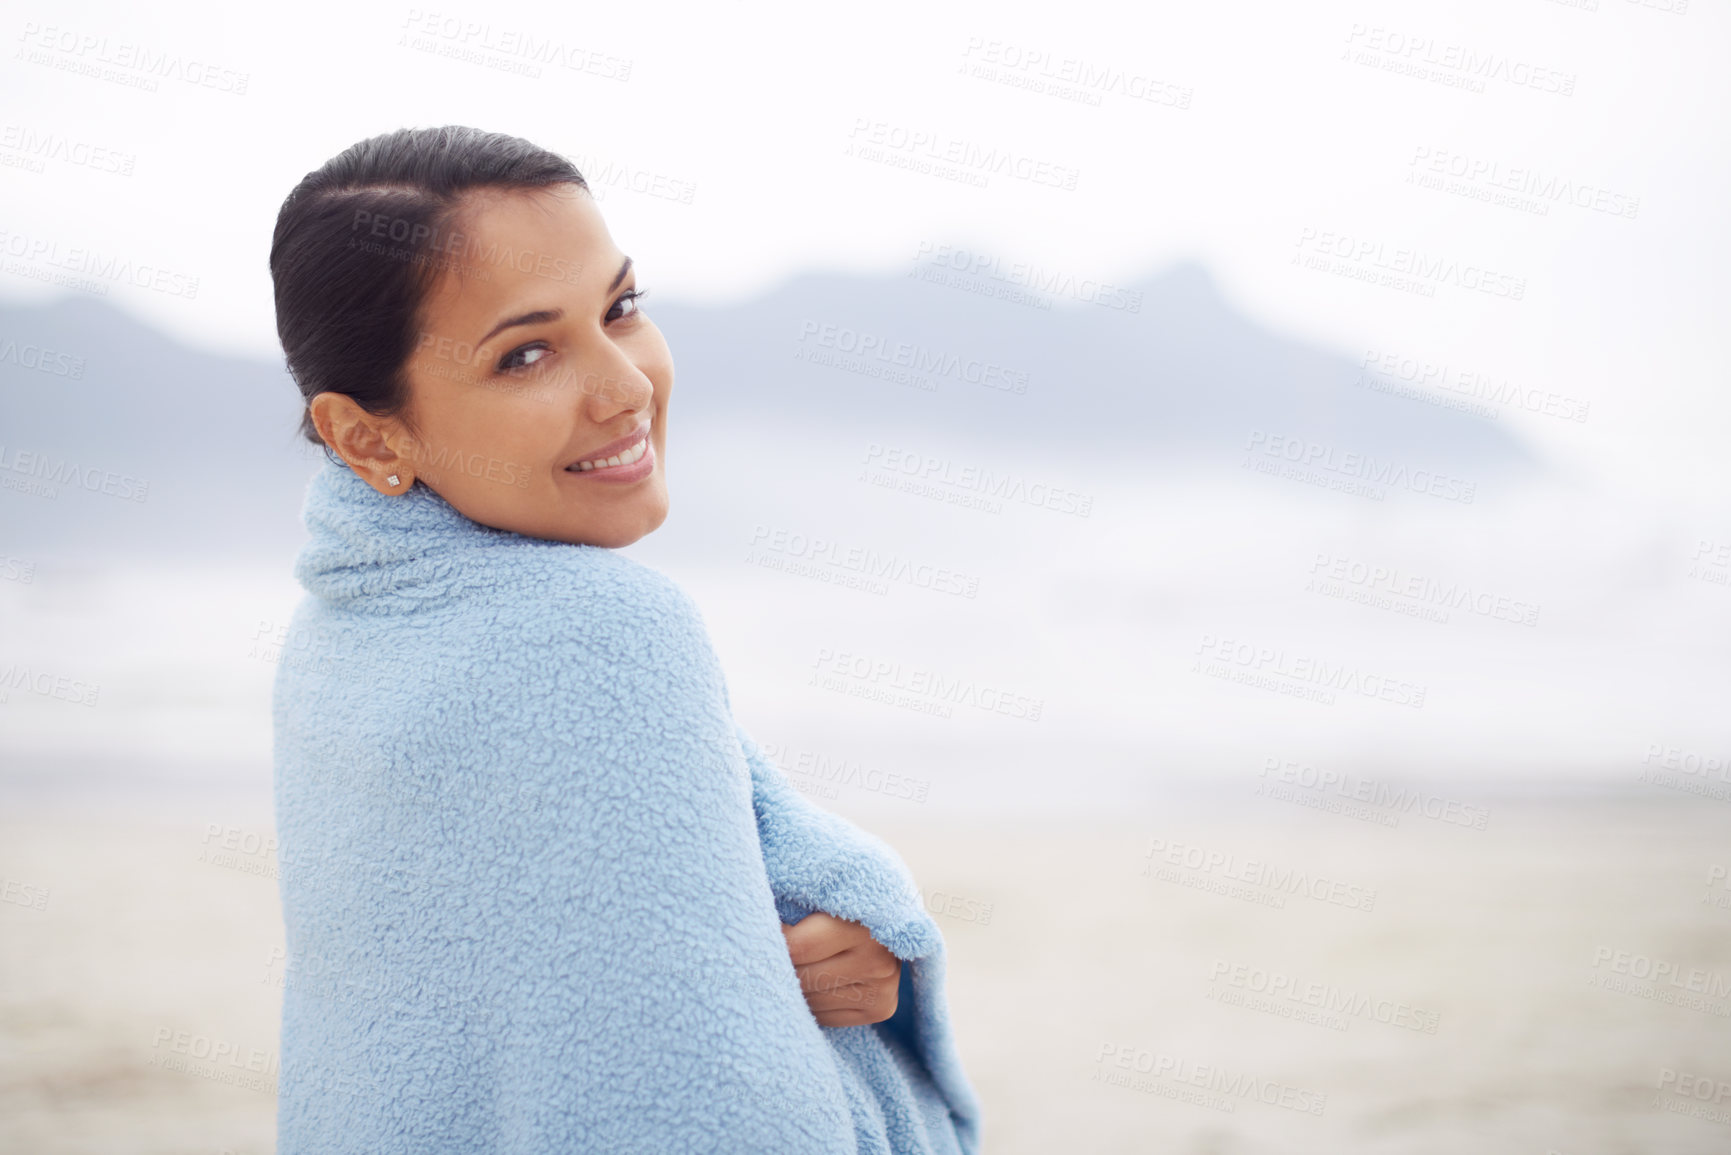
[1,0,1727,505]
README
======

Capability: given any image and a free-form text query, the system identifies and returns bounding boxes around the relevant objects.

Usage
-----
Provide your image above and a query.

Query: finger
[814,1006,892,1028]
[794,960,864,996]
[793,947,900,991]
[782,911,854,960]
[810,981,899,1026]
[782,912,867,967]
[806,980,872,1007]
[807,982,888,1015]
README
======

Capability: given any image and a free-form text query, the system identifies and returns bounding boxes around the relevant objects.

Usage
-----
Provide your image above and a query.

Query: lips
[566,420,651,473]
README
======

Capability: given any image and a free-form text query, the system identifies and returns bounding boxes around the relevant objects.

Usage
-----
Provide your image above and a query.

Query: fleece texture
[271,458,982,1155]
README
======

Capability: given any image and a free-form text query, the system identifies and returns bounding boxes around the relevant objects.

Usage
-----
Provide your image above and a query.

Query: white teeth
[573,436,647,472]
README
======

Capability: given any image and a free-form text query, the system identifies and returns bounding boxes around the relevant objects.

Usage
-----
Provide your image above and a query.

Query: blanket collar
[294,455,594,610]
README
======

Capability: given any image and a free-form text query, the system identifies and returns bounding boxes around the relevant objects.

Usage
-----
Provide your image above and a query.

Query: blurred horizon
[3,266,1725,814]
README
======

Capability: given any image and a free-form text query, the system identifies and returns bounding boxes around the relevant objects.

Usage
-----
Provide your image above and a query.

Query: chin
[577,501,669,549]
[644,493,670,534]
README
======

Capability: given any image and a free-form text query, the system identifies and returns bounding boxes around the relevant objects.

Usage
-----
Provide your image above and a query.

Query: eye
[496,342,552,373]
[607,287,648,324]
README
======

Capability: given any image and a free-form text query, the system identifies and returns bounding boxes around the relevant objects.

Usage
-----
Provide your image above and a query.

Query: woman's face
[390,184,672,548]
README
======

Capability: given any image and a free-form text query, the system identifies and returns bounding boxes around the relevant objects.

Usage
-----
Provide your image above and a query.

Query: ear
[308,393,416,495]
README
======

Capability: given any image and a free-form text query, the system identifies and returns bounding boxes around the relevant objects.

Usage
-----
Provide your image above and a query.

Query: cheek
[439,391,567,472]
[513,405,578,467]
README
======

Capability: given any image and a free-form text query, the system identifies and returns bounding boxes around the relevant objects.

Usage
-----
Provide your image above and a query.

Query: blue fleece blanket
[270,458,982,1154]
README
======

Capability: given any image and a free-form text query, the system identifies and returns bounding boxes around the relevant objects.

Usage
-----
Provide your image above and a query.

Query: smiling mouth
[567,432,649,473]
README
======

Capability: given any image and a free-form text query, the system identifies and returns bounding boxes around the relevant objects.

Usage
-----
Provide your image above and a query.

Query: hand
[781,911,902,1027]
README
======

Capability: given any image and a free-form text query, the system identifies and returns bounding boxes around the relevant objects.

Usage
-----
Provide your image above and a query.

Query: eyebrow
[473,255,634,347]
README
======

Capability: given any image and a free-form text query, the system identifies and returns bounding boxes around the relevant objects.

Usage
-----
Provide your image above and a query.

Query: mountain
[653,259,1535,469]
[0,261,1537,558]
[0,294,321,557]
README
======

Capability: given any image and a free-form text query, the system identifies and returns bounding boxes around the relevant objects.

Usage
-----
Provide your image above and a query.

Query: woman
[268,126,981,1154]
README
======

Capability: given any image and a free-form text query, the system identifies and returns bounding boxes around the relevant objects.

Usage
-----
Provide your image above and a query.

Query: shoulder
[466,539,719,675]
[482,539,702,625]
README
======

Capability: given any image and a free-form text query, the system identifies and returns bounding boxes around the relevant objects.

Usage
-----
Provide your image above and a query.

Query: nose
[575,353,654,423]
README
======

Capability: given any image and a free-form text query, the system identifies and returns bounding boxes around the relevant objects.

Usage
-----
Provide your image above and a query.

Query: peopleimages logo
[958,38,1194,110]
[1307,552,1540,627]
[0,445,149,502]
[0,876,50,911]
[0,662,101,707]
[0,337,85,378]
[758,739,931,804]
[1092,1043,1326,1116]
[1407,146,1639,220]
[1588,946,1731,1016]
[1654,1067,1731,1126]
[147,1027,278,1094]
[0,124,137,176]
[846,117,1081,191]
[1257,757,1490,830]
[748,524,980,599]
[350,209,584,285]
[1357,347,1590,423]
[1207,959,1442,1033]
[1638,741,1731,803]
[796,320,1029,394]
[911,241,1143,313]
[1243,430,1476,504]
[14,22,251,94]
[1143,836,1378,912]
[397,438,533,489]
[1293,226,1525,301]
[0,229,199,299]
[1341,24,1576,97]
[396,9,633,81]
[862,444,1090,516]
[1194,633,1427,709]
[809,646,1044,721]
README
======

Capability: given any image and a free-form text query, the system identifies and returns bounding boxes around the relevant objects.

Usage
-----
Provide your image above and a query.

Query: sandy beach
[4,785,1728,1154]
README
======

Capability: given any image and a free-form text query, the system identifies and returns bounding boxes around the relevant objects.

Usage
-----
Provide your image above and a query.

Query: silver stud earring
[387,474,400,487]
